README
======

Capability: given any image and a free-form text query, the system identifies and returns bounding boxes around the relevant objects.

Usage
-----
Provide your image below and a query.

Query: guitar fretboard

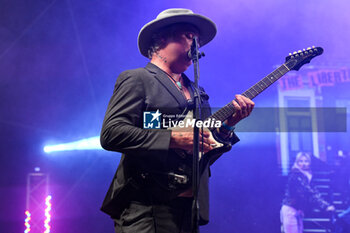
[206,60,294,131]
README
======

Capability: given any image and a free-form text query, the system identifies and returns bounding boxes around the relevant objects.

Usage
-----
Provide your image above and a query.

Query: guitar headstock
[285,46,324,71]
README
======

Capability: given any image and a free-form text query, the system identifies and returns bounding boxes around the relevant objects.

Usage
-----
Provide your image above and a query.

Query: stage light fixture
[43,136,102,153]
[44,195,52,233]
[24,210,31,233]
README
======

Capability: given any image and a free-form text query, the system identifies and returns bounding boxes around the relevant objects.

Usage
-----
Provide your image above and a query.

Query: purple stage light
[44,195,52,233]
[24,210,31,233]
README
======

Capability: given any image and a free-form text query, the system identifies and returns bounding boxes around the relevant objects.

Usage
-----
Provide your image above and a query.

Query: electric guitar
[159,47,324,192]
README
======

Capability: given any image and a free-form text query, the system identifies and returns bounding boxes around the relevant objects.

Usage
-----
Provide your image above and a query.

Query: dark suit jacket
[100,63,239,224]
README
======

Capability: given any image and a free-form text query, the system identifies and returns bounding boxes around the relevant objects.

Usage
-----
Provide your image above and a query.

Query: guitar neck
[207,62,291,130]
[242,63,290,99]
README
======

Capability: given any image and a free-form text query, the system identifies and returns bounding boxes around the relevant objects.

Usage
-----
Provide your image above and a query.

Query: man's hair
[147,25,174,59]
[147,32,167,59]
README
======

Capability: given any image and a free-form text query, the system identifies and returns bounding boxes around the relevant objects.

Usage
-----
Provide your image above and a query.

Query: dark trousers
[113,197,193,233]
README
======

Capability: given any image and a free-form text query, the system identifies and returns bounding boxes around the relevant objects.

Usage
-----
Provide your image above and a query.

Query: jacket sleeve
[307,181,331,210]
[291,173,331,210]
[100,70,171,156]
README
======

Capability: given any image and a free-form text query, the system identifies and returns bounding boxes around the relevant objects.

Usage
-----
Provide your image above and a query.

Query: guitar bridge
[168,172,188,185]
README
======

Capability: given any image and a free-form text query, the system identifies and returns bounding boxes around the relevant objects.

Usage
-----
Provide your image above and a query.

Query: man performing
[100,8,255,233]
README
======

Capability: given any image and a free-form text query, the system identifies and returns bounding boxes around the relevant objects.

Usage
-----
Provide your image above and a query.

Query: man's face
[163,24,200,73]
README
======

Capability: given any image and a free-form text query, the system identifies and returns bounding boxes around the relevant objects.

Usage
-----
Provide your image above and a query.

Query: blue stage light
[43,136,102,153]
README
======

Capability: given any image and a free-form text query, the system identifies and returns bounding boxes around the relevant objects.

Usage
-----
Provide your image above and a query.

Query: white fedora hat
[138,8,217,58]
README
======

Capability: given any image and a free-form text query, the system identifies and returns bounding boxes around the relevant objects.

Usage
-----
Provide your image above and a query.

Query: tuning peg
[307,47,311,50]
[312,45,315,48]
[303,49,306,51]
[298,50,302,53]
[293,51,297,54]
[289,53,292,56]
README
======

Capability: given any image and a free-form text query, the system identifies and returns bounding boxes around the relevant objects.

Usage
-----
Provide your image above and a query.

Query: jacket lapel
[145,63,188,108]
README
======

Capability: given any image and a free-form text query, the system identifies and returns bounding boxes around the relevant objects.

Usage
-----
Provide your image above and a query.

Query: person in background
[280,152,335,233]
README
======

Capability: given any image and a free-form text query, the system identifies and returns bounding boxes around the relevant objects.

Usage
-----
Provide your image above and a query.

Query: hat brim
[138,14,217,58]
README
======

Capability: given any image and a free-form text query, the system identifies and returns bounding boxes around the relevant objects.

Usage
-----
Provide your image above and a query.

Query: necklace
[165,72,183,90]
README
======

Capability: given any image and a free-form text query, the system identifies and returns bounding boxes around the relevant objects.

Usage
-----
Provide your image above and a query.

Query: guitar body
[157,110,231,192]
[167,110,226,159]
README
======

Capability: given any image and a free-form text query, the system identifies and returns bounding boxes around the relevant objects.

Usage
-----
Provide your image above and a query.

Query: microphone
[187,49,205,60]
[187,37,205,60]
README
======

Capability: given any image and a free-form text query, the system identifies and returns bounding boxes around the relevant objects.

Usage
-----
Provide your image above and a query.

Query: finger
[232,99,241,112]
[245,98,255,114]
[242,96,254,117]
[206,136,217,146]
[200,130,211,138]
[201,135,217,149]
[199,141,213,153]
[236,95,249,117]
[198,141,209,151]
[240,95,255,115]
[236,95,248,110]
[199,135,207,142]
[200,137,216,147]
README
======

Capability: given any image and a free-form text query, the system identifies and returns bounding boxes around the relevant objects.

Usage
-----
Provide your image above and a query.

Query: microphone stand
[190,36,202,233]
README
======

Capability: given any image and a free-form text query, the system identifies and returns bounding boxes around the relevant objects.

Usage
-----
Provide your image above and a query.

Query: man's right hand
[169,130,216,153]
